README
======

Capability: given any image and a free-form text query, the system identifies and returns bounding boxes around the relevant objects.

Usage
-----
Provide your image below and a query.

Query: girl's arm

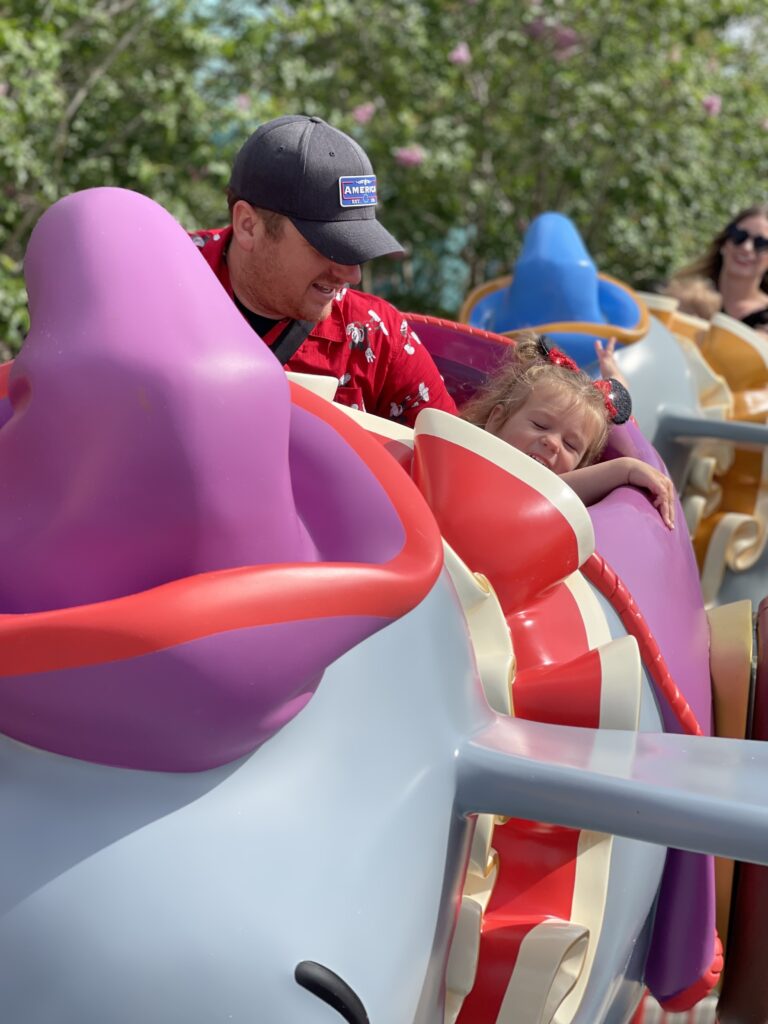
[562,457,675,529]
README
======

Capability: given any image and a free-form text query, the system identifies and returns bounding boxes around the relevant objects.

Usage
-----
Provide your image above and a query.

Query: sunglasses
[726,225,768,252]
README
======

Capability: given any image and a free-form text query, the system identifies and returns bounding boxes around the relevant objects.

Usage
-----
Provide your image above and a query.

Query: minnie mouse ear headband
[592,377,632,425]
[535,335,632,425]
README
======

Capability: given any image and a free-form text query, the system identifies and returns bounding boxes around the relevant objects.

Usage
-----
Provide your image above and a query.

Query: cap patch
[339,175,378,208]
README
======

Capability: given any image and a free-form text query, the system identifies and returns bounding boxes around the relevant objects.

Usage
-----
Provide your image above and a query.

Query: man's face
[235,211,362,322]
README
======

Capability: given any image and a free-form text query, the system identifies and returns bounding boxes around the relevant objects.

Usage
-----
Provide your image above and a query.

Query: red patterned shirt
[190,227,457,426]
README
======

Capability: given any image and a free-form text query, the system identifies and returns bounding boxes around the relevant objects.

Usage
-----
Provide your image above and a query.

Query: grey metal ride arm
[458,716,768,865]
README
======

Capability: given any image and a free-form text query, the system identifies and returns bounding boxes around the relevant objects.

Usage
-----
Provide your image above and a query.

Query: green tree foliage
[0,0,250,352]
[2,0,768,347]
[242,0,768,312]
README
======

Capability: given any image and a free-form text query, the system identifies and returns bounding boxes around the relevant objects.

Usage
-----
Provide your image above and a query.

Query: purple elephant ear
[0,187,443,771]
[0,187,318,613]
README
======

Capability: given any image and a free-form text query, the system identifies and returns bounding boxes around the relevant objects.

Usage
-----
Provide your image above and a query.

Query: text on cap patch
[338,176,378,208]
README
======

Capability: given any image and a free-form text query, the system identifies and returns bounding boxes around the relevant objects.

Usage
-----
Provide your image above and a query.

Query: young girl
[462,332,675,529]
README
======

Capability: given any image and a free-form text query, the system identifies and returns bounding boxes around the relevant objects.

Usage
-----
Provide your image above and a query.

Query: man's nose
[330,261,362,286]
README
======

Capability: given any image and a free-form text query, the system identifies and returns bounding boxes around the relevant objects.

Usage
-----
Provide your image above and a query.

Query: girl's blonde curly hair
[461,330,610,467]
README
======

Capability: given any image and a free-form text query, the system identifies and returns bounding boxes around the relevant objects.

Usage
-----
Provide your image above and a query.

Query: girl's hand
[594,337,628,388]
[625,459,675,530]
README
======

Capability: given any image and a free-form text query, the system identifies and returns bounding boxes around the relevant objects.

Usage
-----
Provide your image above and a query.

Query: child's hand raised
[594,337,629,389]
[625,458,676,530]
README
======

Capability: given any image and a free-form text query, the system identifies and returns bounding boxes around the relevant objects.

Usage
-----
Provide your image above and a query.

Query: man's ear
[231,200,260,252]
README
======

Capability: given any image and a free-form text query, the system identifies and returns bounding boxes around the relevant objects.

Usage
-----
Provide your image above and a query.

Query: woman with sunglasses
[665,204,768,331]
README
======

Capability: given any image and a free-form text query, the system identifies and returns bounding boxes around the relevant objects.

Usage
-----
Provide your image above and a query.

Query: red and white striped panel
[410,410,643,1023]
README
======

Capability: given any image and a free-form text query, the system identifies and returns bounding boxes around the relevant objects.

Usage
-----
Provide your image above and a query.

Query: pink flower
[702,93,722,117]
[352,101,376,125]
[448,41,471,65]
[394,145,425,168]
[552,24,582,59]
[525,17,582,57]
[0,82,8,98]
[552,25,580,50]
[524,17,549,40]
[234,93,250,111]
[761,117,768,131]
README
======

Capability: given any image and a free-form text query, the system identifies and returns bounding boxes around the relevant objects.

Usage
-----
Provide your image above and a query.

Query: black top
[742,306,768,330]
[232,293,315,366]
[233,294,280,340]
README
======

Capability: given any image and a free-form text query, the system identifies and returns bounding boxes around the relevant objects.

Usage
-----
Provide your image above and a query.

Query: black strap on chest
[269,319,316,366]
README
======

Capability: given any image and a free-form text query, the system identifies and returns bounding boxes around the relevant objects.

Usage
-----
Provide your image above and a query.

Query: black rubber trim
[295,961,369,1023]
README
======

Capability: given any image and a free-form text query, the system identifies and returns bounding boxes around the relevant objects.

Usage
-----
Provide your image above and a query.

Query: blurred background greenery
[2,0,767,352]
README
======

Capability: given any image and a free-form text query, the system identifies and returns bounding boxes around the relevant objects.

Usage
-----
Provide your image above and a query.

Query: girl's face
[721,213,768,285]
[485,383,597,474]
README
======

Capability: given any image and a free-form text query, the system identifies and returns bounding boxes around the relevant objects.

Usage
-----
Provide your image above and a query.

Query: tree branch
[86,110,146,161]
[60,0,143,43]
[5,202,46,259]
[52,18,145,174]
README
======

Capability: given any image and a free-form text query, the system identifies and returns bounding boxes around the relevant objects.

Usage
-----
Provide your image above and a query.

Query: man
[191,114,457,426]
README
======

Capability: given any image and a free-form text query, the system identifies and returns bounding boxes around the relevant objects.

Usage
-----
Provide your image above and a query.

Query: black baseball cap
[229,114,404,265]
